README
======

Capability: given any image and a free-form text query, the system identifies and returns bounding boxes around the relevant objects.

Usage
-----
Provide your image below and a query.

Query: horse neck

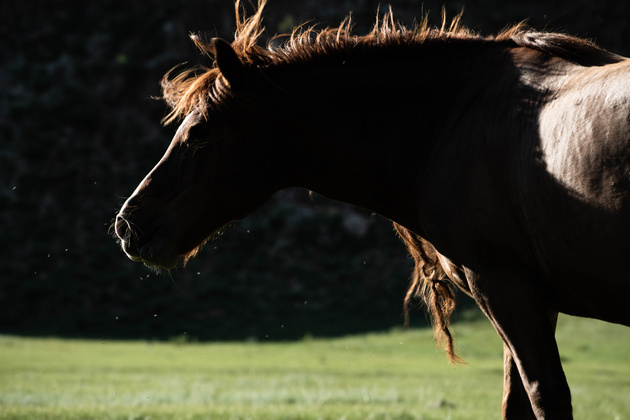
[259,43,515,228]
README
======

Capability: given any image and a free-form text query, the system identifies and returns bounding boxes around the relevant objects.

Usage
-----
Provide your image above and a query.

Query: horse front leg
[503,342,536,420]
[465,267,572,419]
[502,312,559,419]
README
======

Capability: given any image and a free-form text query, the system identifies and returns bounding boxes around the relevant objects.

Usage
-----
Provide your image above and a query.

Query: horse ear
[211,38,244,89]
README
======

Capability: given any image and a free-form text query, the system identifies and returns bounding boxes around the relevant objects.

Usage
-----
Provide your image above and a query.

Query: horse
[114,1,630,418]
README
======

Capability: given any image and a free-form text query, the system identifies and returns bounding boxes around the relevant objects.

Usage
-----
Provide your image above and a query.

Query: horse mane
[394,223,465,364]
[160,0,623,362]
[162,0,621,125]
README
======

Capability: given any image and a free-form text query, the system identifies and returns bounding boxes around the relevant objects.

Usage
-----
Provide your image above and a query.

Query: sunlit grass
[0,314,629,419]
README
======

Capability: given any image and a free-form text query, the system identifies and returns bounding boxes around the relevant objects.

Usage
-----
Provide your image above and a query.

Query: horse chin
[138,240,181,270]
[139,235,210,270]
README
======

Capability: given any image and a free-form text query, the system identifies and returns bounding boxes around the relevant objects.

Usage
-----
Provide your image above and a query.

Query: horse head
[115,38,279,269]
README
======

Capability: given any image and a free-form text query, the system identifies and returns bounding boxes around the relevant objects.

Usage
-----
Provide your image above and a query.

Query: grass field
[1,314,629,419]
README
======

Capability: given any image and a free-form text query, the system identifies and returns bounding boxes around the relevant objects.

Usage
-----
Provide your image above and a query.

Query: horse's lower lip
[139,243,179,270]
[119,238,143,262]
[125,253,143,263]
[119,229,180,269]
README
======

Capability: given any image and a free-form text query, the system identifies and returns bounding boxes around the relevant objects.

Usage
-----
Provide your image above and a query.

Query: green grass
[1,314,629,419]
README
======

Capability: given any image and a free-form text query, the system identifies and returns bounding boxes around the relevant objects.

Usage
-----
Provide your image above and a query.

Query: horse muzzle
[114,215,142,261]
[115,213,179,269]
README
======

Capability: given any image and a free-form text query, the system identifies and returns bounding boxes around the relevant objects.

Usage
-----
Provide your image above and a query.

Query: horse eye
[186,124,208,141]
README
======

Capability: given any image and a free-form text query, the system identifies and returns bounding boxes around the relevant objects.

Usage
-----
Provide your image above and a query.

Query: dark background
[1,0,628,341]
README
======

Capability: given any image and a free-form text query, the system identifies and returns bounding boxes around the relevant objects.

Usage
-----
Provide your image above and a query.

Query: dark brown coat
[115,2,630,418]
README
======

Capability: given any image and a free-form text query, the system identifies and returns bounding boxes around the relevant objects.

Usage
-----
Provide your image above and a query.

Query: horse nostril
[115,215,130,240]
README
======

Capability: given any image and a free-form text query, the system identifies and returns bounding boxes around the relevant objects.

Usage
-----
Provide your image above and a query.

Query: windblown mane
[160,0,623,362]
[162,0,620,126]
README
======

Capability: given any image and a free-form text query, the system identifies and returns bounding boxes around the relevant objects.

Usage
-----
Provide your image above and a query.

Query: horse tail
[394,223,463,364]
